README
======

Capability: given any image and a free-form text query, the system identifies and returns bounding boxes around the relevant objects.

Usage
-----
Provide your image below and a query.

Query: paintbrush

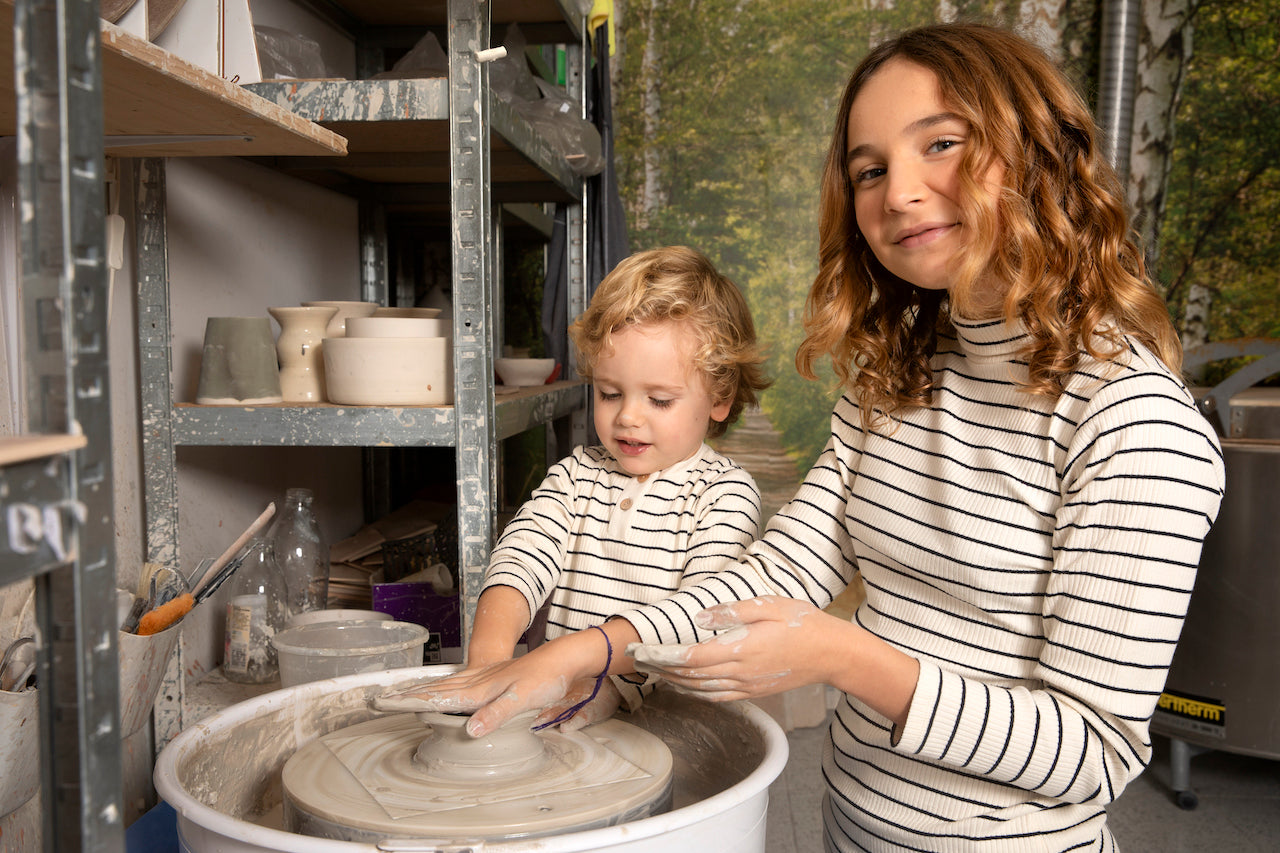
[190,502,276,599]
[192,550,251,605]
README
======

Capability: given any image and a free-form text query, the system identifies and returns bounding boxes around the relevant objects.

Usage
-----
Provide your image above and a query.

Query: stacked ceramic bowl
[324,314,453,405]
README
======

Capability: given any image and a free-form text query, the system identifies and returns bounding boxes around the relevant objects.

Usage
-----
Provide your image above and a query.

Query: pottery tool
[137,593,195,636]
[190,502,276,599]
[137,561,167,600]
[133,565,194,634]
[0,636,37,692]
[192,548,250,605]
[120,597,148,633]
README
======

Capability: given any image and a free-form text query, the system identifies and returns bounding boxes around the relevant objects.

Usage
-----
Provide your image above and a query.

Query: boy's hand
[533,677,622,732]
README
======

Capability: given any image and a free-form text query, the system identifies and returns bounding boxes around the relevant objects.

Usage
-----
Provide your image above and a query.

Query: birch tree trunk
[611,0,627,104]
[1017,0,1070,58]
[1129,0,1194,282]
[637,0,666,230]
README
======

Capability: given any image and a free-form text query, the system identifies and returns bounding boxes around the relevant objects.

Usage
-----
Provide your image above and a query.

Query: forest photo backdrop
[604,0,1279,473]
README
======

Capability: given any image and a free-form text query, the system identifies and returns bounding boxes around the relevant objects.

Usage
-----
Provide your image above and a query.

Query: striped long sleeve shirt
[483,442,762,708]
[617,317,1226,851]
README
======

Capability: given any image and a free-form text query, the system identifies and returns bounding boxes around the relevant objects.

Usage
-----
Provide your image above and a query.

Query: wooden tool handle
[191,502,276,596]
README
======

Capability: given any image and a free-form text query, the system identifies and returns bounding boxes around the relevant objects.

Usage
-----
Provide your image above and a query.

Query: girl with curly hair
[399,24,1224,851]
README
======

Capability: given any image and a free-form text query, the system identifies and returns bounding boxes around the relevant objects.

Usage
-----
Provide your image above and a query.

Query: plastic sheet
[374,30,449,79]
[253,25,332,80]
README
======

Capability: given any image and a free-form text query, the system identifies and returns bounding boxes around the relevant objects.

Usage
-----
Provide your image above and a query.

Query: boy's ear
[710,396,733,424]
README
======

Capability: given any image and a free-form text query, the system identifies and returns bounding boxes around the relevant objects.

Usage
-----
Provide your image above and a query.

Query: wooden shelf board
[307,0,583,40]
[0,5,347,158]
[0,434,88,467]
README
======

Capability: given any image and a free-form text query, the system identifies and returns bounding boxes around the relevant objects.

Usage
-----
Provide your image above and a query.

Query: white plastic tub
[154,667,788,852]
[270,620,427,687]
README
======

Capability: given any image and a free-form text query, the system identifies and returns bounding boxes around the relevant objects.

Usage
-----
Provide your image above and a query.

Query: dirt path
[711,407,804,522]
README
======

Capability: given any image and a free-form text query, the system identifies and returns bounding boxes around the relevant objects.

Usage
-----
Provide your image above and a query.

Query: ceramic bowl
[346,316,449,339]
[324,336,452,405]
[495,357,556,386]
[372,307,443,319]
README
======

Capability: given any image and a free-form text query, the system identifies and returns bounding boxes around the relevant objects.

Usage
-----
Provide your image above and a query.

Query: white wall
[125,155,366,642]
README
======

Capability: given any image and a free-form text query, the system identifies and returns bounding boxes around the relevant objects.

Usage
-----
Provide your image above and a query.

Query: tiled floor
[766,716,1280,852]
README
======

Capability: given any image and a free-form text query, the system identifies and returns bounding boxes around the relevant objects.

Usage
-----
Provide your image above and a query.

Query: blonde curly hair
[570,246,770,439]
[797,23,1181,426]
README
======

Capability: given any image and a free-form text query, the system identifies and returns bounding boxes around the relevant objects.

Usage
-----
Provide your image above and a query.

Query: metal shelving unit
[2,0,122,848]
[135,0,590,745]
[2,0,354,844]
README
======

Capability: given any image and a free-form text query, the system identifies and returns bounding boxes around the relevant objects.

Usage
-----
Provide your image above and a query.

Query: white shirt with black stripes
[483,442,763,709]
[617,317,1226,852]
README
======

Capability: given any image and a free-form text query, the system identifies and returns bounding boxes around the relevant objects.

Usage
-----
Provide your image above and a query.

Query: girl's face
[592,321,731,478]
[845,58,1004,294]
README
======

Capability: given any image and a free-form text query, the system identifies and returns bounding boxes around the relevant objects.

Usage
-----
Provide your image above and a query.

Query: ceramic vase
[268,306,337,403]
[195,316,283,404]
[300,300,378,338]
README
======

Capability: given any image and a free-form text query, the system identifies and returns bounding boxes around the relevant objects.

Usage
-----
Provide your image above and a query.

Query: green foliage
[614,0,1060,461]
[613,0,1279,463]
[1157,0,1280,342]
[502,241,548,357]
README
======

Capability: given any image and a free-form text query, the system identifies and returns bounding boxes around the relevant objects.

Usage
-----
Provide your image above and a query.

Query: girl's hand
[630,596,919,729]
[533,676,622,732]
[381,655,572,736]
[628,596,841,700]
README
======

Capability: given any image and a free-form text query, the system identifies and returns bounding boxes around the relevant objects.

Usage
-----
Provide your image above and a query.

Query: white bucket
[154,667,787,852]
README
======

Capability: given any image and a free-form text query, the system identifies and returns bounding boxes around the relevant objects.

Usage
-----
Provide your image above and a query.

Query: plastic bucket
[270,620,427,687]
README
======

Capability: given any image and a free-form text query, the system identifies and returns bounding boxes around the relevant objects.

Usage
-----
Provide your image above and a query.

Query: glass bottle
[272,487,329,616]
[223,540,288,684]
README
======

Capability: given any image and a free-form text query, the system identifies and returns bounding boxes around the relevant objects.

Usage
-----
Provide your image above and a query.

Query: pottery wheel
[281,712,674,842]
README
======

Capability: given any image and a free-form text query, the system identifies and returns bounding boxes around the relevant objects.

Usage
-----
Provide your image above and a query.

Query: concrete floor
[766,716,1280,852]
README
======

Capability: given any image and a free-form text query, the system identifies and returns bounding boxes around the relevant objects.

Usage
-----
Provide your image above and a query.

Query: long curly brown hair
[796,23,1181,425]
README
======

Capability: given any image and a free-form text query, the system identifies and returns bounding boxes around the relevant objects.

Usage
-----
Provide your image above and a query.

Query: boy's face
[592,321,731,478]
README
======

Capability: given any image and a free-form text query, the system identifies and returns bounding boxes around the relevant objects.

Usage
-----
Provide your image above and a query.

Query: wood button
[637,474,649,483]
[620,498,633,510]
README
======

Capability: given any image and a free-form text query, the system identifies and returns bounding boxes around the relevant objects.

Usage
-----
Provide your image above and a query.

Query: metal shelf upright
[2,0,124,849]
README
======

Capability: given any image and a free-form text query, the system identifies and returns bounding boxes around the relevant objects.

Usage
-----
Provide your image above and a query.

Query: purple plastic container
[372,581,460,662]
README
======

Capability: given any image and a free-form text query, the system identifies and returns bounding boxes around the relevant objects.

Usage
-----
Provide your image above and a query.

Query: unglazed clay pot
[195,317,283,405]
[323,336,451,405]
[268,306,337,403]
[344,316,448,339]
[300,301,378,338]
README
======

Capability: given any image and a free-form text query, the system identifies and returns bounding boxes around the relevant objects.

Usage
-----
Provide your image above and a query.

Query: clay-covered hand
[627,596,846,701]
[375,655,572,736]
[533,675,622,733]
[377,627,614,737]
